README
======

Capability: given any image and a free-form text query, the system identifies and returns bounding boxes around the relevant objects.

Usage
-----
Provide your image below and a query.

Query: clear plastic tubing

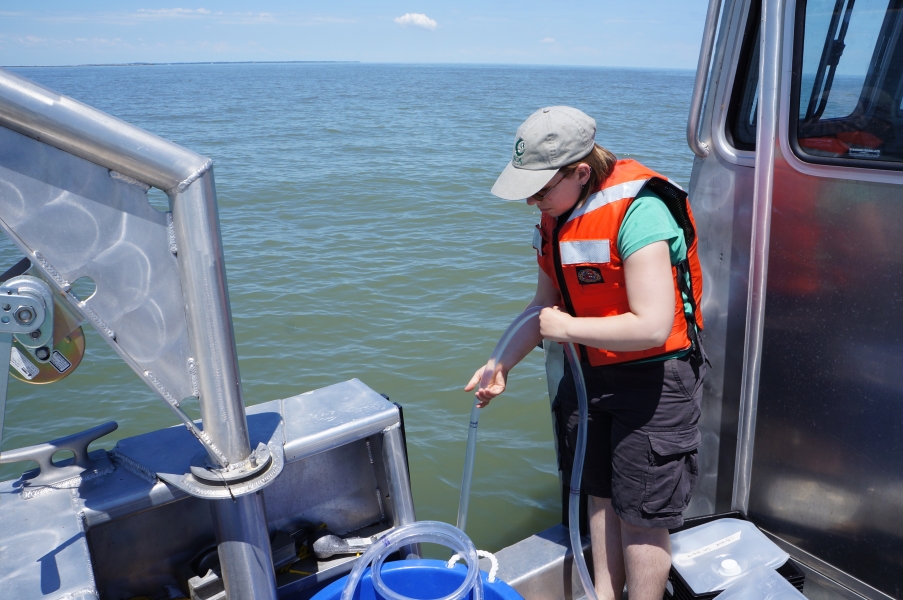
[456,306,543,532]
[563,341,597,600]
[340,520,483,600]
[456,305,597,600]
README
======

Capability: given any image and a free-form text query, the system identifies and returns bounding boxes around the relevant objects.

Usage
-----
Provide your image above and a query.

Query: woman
[465,106,705,600]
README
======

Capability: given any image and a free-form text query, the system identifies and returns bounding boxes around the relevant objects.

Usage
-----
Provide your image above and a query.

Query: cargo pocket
[642,428,700,515]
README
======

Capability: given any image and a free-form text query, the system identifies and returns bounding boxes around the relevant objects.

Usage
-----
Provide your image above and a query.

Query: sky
[1,1,711,69]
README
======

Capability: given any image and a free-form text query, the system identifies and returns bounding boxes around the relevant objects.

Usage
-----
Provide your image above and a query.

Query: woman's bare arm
[464,268,561,406]
[538,241,675,350]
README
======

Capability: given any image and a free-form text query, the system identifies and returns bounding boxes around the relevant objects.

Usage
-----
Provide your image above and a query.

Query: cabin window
[792,0,903,167]
[727,0,761,150]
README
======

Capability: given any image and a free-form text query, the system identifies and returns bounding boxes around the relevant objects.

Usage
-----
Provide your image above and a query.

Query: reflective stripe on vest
[559,240,611,265]
[571,179,647,219]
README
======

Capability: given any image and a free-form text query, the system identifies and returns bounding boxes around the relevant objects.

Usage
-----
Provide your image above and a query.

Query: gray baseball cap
[491,106,597,200]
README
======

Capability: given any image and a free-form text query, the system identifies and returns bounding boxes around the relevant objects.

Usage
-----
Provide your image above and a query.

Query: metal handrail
[688,0,724,158]
[0,69,206,192]
[733,0,786,515]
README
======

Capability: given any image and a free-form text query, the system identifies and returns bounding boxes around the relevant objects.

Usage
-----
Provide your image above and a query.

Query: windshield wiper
[804,0,856,123]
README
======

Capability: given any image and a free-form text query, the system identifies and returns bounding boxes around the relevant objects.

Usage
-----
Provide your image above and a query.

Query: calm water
[1,63,695,553]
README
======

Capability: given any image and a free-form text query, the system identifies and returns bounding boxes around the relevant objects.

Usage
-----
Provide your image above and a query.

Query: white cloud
[393,13,438,30]
[540,38,555,43]
[214,12,278,25]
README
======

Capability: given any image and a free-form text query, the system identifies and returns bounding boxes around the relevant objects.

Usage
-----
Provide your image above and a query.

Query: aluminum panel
[80,475,184,529]
[263,441,385,536]
[88,493,213,598]
[751,147,903,597]
[688,152,756,516]
[282,379,400,462]
[0,481,98,598]
[683,0,760,518]
[0,125,194,405]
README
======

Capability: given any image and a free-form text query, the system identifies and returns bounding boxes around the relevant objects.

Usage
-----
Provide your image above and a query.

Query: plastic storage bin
[669,558,805,600]
[311,559,523,600]
[712,565,807,600]
[670,518,789,595]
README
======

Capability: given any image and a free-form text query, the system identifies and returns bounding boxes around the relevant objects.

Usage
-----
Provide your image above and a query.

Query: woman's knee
[619,519,671,547]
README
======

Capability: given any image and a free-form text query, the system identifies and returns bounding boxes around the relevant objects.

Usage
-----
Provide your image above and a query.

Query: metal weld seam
[145,370,230,468]
[190,427,229,467]
[144,371,181,407]
[188,357,199,396]
[110,449,157,484]
[56,587,99,600]
[80,301,115,340]
[109,170,151,191]
[167,158,213,195]
[375,487,385,521]
[166,212,178,255]
[20,465,115,499]
[32,251,71,291]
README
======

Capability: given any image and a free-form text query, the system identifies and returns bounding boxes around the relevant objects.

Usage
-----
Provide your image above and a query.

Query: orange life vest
[534,159,704,366]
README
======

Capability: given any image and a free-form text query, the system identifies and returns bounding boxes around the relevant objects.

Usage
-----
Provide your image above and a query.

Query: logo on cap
[513,138,526,165]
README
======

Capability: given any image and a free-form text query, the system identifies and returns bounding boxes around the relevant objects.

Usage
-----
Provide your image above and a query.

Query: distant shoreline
[4,61,694,72]
[4,60,361,68]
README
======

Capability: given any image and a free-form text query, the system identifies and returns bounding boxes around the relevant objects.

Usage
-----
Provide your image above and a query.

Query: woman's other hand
[464,362,508,408]
[539,306,573,342]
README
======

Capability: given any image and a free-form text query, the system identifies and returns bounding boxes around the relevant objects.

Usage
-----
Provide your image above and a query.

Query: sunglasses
[530,172,567,200]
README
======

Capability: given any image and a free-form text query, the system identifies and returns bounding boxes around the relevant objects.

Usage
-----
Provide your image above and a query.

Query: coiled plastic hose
[340,521,483,600]
[457,306,597,600]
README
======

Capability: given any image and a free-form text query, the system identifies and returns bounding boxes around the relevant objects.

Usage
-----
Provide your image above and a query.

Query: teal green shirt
[618,190,687,265]
[616,189,695,360]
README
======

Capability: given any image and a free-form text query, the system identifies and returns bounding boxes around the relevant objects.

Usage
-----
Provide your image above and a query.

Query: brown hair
[560,144,617,206]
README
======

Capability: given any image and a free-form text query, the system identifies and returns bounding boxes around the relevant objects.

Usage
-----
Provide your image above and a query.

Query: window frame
[725,0,762,151]
[710,0,758,166]
[789,0,903,171]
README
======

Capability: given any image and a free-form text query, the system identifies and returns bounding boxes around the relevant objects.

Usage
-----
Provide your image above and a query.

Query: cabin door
[734,0,903,597]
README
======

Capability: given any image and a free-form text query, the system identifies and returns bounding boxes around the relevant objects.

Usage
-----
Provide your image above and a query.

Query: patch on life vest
[577,267,604,284]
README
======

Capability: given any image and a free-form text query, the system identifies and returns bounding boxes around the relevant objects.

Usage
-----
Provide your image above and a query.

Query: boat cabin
[687,0,903,598]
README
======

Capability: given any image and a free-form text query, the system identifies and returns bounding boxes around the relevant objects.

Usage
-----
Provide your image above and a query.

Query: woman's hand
[464,362,508,408]
[539,306,574,342]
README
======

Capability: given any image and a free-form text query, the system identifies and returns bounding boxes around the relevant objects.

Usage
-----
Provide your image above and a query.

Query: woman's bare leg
[588,495,626,600]
[620,520,671,600]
